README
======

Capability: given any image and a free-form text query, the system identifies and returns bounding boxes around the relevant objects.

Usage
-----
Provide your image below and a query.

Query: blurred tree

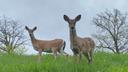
[0,16,27,54]
[93,9,128,54]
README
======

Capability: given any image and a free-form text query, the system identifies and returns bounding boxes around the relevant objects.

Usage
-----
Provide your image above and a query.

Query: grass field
[0,52,128,72]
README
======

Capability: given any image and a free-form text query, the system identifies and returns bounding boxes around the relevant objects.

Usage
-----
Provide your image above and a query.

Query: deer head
[25,26,37,37]
[63,15,81,30]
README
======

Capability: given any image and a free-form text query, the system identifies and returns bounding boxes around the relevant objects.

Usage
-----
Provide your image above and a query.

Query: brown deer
[63,15,95,64]
[25,26,67,61]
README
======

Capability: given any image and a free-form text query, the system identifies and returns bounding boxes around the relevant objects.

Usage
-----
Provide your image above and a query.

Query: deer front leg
[73,54,78,63]
[72,48,80,63]
[38,50,42,62]
[78,51,82,63]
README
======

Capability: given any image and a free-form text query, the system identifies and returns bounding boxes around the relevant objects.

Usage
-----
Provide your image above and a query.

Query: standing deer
[63,15,95,64]
[25,26,67,61]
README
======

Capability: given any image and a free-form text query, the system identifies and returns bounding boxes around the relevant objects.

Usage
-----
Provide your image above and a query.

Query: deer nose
[29,33,32,35]
[71,27,74,29]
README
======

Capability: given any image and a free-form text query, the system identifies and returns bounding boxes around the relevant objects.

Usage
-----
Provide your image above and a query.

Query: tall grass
[0,52,128,72]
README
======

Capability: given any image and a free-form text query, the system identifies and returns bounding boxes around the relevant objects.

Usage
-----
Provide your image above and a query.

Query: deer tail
[62,41,66,50]
[60,40,68,55]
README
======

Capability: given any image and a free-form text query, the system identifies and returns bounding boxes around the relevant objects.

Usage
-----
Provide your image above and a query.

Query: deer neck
[29,33,36,43]
[70,27,77,48]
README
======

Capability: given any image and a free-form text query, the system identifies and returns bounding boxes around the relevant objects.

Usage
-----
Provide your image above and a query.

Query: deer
[63,15,95,64]
[25,26,67,61]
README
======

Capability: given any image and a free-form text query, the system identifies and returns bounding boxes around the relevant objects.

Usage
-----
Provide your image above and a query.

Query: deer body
[64,15,95,64]
[25,26,66,61]
[32,39,64,52]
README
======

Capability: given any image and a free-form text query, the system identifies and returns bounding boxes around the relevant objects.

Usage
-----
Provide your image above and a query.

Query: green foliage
[0,52,128,72]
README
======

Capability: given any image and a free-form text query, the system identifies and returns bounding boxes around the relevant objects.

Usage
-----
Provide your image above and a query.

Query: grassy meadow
[0,52,128,72]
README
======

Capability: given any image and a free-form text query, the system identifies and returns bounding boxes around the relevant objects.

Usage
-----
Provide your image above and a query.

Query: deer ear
[33,26,37,31]
[63,15,70,22]
[75,15,81,22]
[25,26,29,30]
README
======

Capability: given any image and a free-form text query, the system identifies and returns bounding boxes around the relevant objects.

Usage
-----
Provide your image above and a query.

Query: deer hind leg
[89,50,93,63]
[87,52,92,64]
[52,48,58,59]
[83,52,92,64]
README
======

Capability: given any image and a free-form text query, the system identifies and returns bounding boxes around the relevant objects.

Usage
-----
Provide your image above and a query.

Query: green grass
[0,52,128,72]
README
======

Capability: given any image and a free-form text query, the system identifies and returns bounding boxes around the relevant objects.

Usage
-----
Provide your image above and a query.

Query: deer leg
[72,48,79,63]
[87,52,92,64]
[73,53,81,64]
[89,50,93,63]
[38,50,42,62]
[53,48,58,59]
[83,52,89,64]
[72,49,77,62]
[83,51,92,64]
[54,52,57,59]
[73,54,77,63]
[78,54,81,63]
[78,51,82,63]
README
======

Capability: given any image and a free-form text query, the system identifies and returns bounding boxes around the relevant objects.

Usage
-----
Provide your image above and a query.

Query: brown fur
[25,26,66,61]
[63,15,95,64]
